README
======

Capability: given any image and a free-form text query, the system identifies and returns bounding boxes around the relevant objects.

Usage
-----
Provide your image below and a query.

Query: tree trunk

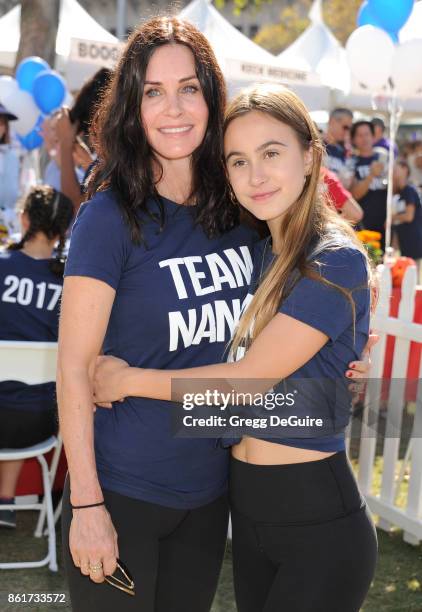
[15,0,60,69]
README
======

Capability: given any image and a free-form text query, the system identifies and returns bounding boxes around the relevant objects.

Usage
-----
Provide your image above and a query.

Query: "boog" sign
[69,38,124,69]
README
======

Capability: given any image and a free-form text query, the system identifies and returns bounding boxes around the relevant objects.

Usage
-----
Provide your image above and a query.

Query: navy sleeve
[403,185,421,207]
[279,247,369,342]
[64,191,130,290]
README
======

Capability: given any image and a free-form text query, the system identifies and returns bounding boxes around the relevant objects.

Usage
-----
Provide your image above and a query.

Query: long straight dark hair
[89,16,238,243]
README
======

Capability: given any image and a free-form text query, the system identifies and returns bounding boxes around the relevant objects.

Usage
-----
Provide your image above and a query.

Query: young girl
[59,16,371,612]
[93,85,378,612]
[0,185,73,528]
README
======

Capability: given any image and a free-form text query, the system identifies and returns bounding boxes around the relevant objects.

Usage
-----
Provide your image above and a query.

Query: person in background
[392,159,422,281]
[41,114,85,192]
[351,120,388,247]
[400,141,414,160]
[0,185,73,528]
[324,107,354,188]
[371,117,398,157]
[321,166,363,224]
[55,68,112,214]
[0,104,20,232]
[407,141,422,192]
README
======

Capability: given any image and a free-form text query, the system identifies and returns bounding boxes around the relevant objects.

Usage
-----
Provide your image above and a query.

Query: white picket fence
[351,264,422,545]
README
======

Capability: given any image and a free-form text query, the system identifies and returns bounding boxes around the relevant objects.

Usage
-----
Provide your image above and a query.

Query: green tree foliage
[253,4,310,55]
[252,0,362,55]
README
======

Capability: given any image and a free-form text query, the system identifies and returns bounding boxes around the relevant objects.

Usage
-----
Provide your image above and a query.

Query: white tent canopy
[180,0,331,109]
[277,0,350,95]
[0,0,117,86]
[180,0,280,69]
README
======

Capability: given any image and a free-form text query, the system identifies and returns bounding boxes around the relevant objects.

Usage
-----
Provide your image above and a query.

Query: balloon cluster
[346,0,422,98]
[0,57,67,151]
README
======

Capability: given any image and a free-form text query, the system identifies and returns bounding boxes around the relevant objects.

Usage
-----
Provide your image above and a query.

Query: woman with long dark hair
[58,17,371,612]
[0,185,73,529]
[58,17,252,612]
[93,85,378,612]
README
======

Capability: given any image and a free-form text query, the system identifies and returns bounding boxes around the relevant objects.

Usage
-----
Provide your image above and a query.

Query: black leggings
[0,407,57,448]
[229,451,378,612]
[61,478,229,612]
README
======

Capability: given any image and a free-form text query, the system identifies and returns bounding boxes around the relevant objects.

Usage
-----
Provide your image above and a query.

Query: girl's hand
[56,107,77,150]
[93,355,130,406]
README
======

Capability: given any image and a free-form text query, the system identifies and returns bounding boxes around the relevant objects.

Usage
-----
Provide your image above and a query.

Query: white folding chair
[0,341,60,571]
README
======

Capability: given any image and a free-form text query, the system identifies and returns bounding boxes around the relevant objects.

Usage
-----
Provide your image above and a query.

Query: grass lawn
[0,512,421,611]
[0,453,421,611]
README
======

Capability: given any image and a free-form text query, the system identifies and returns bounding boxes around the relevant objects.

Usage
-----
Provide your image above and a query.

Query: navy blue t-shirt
[393,185,422,259]
[0,250,62,411]
[325,143,347,177]
[225,234,370,452]
[353,153,387,238]
[64,190,257,509]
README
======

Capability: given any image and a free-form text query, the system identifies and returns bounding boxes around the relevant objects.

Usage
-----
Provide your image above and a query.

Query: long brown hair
[89,16,238,244]
[226,85,369,356]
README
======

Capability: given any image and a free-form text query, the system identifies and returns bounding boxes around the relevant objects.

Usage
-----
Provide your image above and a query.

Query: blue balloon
[18,115,44,151]
[16,56,50,93]
[367,0,414,32]
[357,2,381,27]
[387,30,399,43]
[33,70,66,114]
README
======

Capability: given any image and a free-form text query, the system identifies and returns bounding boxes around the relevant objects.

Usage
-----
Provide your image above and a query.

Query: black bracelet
[71,500,105,510]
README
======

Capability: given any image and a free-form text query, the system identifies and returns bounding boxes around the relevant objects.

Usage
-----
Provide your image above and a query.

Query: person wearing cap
[0,103,20,224]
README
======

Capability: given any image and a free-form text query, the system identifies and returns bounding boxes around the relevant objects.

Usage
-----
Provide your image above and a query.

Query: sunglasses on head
[104,559,135,597]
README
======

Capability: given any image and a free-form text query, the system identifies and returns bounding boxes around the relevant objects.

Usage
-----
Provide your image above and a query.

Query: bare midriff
[231,436,337,465]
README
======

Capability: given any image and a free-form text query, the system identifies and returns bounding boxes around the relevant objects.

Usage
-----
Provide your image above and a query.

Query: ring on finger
[89,561,103,572]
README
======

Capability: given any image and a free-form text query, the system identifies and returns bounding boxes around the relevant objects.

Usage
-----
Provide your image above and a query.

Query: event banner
[69,38,124,69]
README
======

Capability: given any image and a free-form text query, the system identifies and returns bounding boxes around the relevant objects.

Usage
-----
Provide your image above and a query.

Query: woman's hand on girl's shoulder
[93,355,130,407]
[345,333,378,380]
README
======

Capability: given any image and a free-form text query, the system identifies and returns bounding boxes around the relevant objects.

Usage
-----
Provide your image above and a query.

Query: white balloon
[2,89,40,136]
[392,39,422,98]
[0,76,19,104]
[346,26,395,92]
[63,89,74,107]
